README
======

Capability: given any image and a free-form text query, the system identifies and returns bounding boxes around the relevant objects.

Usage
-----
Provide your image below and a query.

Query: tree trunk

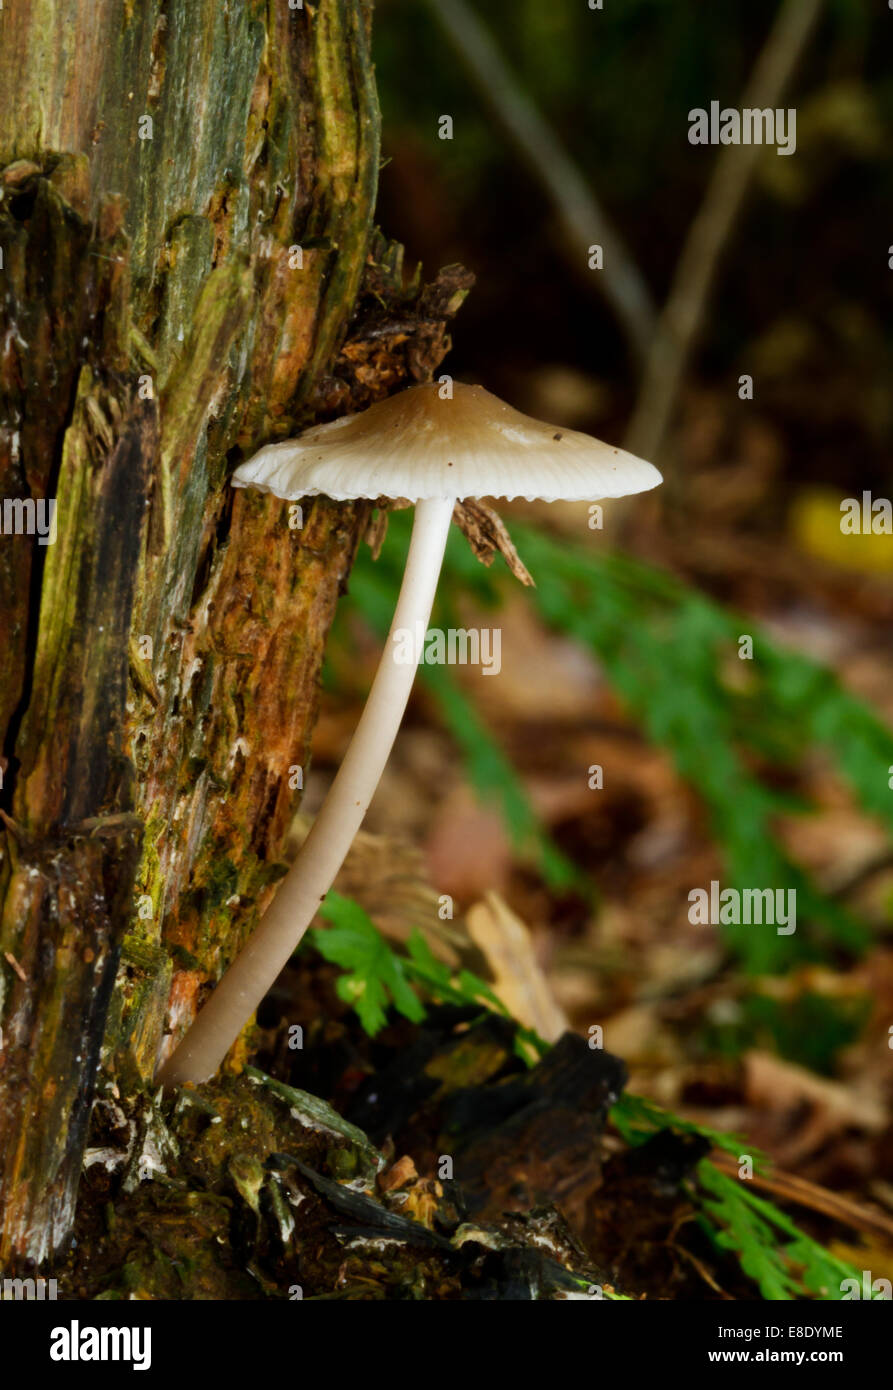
[0,0,386,1269]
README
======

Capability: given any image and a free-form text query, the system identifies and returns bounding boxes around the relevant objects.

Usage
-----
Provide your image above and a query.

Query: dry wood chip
[466,890,568,1042]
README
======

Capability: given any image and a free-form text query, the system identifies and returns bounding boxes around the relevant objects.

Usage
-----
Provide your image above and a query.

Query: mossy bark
[0,0,382,1268]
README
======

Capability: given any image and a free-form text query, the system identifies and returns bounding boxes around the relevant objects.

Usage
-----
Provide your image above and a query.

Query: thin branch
[424,0,656,367]
[625,0,824,462]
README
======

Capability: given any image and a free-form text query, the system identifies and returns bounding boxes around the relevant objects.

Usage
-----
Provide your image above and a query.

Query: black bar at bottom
[0,1294,885,1379]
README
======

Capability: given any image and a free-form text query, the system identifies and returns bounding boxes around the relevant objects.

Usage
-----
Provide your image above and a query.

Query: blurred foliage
[694,1160,865,1301]
[381,0,796,202]
[421,661,586,893]
[374,0,893,476]
[791,487,893,572]
[517,522,893,972]
[309,894,864,1300]
[702,989,870,1075]
[332,508,893,975]
[377,0,891,245]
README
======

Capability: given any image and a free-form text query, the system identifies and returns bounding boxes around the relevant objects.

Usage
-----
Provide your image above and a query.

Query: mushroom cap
[231,382,662,503]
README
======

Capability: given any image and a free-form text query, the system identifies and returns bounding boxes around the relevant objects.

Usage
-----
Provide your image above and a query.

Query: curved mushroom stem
[156,495,455,1088]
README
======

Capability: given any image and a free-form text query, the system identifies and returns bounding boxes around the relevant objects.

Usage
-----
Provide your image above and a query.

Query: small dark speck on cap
[553,432,563,441]
[447,460,453,466]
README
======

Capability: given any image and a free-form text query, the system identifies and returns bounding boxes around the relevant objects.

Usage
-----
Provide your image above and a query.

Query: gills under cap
[231,382,662,503]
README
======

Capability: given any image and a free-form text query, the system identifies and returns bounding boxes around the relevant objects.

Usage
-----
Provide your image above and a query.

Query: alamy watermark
[50,1321,151,1371]
[840,1270,891,1300]
[688,881,796,935]
[0,497,57,546]
[392,623,501,675]
[840,491,892,534]
[1,1275,58,1299]
[688,103,796,157]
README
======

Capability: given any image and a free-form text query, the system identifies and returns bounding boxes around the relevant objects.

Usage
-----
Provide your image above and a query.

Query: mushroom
[156,381,661,1087]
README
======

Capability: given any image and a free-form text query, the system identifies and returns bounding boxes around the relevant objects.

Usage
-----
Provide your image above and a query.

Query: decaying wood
[0,0,470,1267]
[62,1064,615,1300]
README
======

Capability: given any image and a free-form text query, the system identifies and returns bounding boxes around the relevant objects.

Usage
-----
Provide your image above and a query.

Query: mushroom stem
[156,495,455,1088]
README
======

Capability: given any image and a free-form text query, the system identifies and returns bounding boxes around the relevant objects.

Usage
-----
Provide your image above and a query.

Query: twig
[625,0,824,463]
[424,0,656,366]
